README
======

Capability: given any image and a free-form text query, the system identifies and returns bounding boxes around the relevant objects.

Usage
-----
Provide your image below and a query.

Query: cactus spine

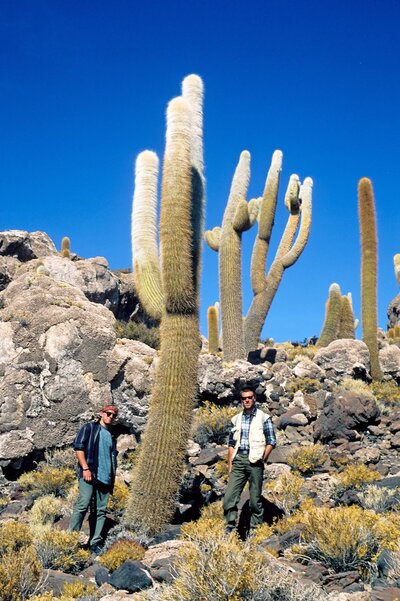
[125,76,204,535]
[317,283,342,347]
[244,155,313,354]
[61,237,71,259]
[394,254,400,287]
[358,177,383,380]
[207,304,219,354]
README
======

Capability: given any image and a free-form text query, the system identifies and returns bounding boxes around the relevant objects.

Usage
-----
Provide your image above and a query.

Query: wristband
[82,468,90,471]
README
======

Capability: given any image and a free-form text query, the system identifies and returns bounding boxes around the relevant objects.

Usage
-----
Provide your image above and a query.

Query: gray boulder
[379,344,400,380]
[0,230,57,260]
[314,340,370,380]
[387,293,400,328]
[108,561,153,593]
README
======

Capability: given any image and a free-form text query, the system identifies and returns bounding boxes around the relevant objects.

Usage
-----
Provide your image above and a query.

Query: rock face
[387,293,400,328]
[0,232,157,467]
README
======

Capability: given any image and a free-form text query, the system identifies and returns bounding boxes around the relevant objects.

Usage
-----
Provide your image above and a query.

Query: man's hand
[263,444,274,463]
[82,469,92,482]
[227,447,234,474]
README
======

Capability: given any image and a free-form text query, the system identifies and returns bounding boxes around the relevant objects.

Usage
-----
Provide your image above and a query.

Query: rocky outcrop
[314,340,371,380]
[0,230,57,261]
[387,293,400,328]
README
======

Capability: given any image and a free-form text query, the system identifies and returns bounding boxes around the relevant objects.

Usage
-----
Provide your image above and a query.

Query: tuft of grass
[285,377,322,397]
[99,539,145,572]
[370,380,399,403]
[337,463,381,491]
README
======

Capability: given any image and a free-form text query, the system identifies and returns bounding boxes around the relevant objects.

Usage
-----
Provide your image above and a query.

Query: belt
[237,449,249,455]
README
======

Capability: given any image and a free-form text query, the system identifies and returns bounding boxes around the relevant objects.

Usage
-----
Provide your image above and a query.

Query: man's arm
[263,417,276,463]
[227,446,235,474]
[76,450,92,482]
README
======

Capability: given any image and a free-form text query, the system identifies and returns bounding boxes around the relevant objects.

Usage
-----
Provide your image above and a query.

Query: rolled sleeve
[73,423,90,451]
[263,418,276,447]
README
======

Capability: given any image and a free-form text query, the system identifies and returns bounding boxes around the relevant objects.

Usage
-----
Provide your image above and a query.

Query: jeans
[69,478,111,548]
[223,452,264,529]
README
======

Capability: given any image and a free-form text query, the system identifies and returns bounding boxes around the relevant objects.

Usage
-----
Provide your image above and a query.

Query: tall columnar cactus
[125,76,204,535]
[358,177,383,380]
[207,304,219,354]
[204,151,260,361]
[338,293,356,339]
[244,155,313,354]
[317,283,342,347]
[61,236,71,259]
[394,254,400,287]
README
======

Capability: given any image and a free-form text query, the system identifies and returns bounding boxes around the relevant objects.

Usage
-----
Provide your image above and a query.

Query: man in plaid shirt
[223,385,276,535]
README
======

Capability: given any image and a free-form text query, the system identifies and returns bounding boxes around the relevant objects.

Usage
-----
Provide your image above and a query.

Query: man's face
[241,391,255,412]
[100,410,117,426]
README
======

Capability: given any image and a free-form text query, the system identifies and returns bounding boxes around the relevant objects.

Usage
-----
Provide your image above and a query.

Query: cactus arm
[204,227,221,252]
[250,150,283,295]
[281,177,312,268]
[358,177,383,380]
[160,97,195,313]
[61,236,71,259]
[132,151,164,321]
[394,254,400,287]
[232,199,251,232]
[207,305,219,354]
[182,74,205,303]
[317,283,342,347]
[219,150,251,361]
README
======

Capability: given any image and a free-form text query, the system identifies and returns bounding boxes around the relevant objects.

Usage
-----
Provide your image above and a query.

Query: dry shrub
[162,516,325,601]
[358,485,400,513]
[337,463,381,491]
[99,539,145,571]
[192,401,237,446]
[0,547,43,601]
[264,471,306,514]
[0,521,33,554]
[61,581,98,599]
[29,495,63,526]
[370,380,399,403]
[287,445,328,475]
[18,467,75,499]
[107,479,129,514]
[44,447,76,470]
[281,343,318,362]
[214,458,229,483]
[285,378,322,397]
[298,505,400,574]
[116,320,160,349]
[33,529,90,573]
[336,378,375,398]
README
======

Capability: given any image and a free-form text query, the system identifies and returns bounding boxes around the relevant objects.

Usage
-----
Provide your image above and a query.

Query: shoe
[89,544,103,555]
[225,525,235,534]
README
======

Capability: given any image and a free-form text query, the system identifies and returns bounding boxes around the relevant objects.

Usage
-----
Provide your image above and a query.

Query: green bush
[192,401,236,446]
[116,320,160,349]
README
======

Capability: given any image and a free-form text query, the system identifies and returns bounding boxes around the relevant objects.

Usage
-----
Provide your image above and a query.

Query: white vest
[231,408,270,463]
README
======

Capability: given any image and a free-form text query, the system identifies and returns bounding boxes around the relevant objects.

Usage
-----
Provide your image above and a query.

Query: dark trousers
[69,478,111,547]
[223,452,264,529]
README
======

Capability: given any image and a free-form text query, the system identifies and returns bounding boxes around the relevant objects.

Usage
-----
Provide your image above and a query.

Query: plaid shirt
[228,407,276,450]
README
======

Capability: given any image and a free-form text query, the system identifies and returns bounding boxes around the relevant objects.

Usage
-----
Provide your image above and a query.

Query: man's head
[99,404,118,427]
[240,386,256,413]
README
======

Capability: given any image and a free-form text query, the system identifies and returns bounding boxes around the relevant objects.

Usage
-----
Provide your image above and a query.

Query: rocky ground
[1,230,400,601]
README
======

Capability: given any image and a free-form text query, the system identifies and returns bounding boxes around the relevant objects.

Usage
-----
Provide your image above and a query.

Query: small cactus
[61,237,71,259]
[317,283,342,347]
[207,305,219,354]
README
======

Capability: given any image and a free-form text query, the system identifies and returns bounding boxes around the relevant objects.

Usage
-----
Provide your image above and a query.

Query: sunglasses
[104,411,117,418]
[241,395,254,401]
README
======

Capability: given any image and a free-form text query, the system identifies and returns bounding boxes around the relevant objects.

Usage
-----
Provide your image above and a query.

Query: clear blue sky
[1,0,399,342]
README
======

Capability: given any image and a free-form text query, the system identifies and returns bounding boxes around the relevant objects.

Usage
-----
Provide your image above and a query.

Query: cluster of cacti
[125,75,204,535]
[394,254,400,287]
[207,303,219,354]
[317,284,356,346]
[205,150,312,360]
[60,236,71,259]
[358,178,383,380]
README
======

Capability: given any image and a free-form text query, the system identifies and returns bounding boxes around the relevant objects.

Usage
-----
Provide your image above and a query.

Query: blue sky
[1,0,399,342]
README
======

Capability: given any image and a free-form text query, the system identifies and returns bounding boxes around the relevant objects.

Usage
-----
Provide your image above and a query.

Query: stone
[293,359,324,379]
[314,391,380,442]
[387,293,400,329]
[371,587,400,601]
[379,345,400,380]
[41,569,94,596]
[354,447,381,463]
[95,566,110,586]
[108,560,153,592]
[314,340,370,379]
[0,230,57,261]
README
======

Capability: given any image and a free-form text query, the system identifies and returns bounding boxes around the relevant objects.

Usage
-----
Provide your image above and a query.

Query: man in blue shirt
[223,386,276,535]
[69,404,118,554]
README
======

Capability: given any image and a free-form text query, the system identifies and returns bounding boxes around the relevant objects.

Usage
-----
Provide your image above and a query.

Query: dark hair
[239,384,256,397]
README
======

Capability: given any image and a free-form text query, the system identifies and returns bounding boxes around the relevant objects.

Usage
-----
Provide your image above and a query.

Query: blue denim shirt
[73,421,117,490]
